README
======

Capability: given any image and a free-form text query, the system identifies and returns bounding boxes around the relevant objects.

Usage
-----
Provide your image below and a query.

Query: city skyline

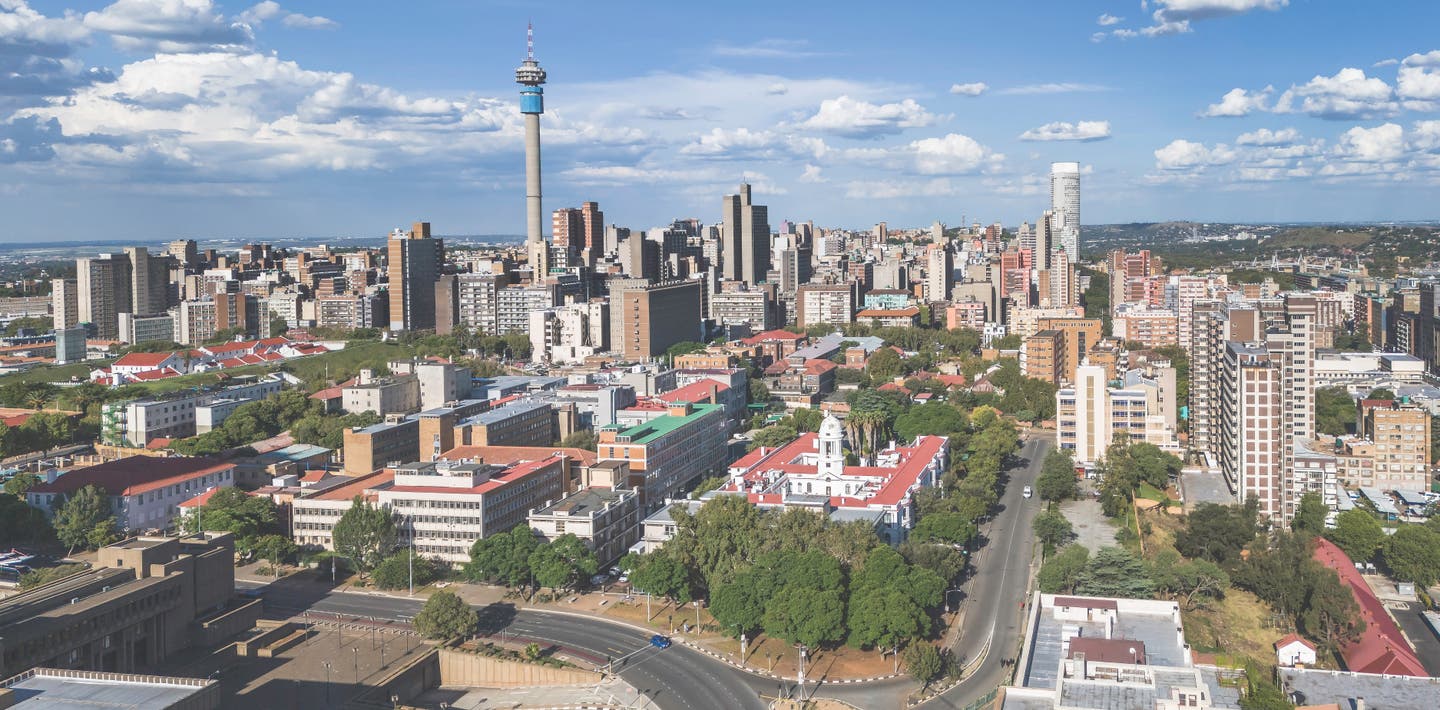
[0,1,1439,241]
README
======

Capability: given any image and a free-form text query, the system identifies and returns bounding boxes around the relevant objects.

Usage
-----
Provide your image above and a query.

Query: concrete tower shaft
[516,24,548,277]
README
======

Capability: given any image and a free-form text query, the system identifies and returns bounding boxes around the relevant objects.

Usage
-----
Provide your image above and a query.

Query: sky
[2,0,1440,242]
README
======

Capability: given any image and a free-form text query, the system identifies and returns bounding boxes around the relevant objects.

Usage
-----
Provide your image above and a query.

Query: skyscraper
[387,222,444,332]
[580,201,603,266]
[1050,162,1081,262]
[76,254,132,340]
[721,183,770,285]
[516,24,549,280]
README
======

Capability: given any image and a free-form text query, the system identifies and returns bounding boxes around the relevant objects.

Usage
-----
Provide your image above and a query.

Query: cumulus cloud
[1235,127,1301,146]
[1154,139,1236,171]
[0,1,113,106]
[1274,68,1398,119]
[909,133,1003,174]
[84,0,255,53]
[1398,51,1440,110]
[949,82,988,96]
[796,95,938,138]
[1097,13,1123,26]
[996,82,1111,95]
[1018,120,1111,142]
[1331,123,1405,162]
[241,3,336,30]
[1201,86,1272,117]
[798,164,826,183]
[1104,0,1286,40]
[0,115,61,163]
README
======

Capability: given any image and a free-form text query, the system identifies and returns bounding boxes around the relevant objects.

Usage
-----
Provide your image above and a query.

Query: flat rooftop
[1279,667,1440,709]
[0,668,214,709]
[533,487,634,517]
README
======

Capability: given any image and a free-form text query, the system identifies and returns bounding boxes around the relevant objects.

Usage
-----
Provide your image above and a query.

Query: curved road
[248,434,1050,710]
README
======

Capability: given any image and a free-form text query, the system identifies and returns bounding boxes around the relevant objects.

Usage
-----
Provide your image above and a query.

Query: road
[251,581,772,710]
[243,434,1051,710]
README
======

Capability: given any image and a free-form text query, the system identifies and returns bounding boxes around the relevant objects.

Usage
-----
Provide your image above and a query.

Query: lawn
[281,341,415,387]
[2,359,113,385]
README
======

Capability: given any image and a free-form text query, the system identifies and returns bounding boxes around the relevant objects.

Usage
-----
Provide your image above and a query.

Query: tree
[53,485,114,554]
[905,642,944,690]
[1076,547,1154,598]
[414,589,478,640]
[710,572,769,637]
[1037,545,1089,594]
[1036,449,1078,502]
[528,534,599,593]
[188,487,279,552]
[1239,662,1296,710]
[1315,386,1357,436]
[747,424,798,452]
[1300,568,1364,655]
[1327,509,1385,563]
[1291,491,1327,536]
[465,526,540,587]
[331,497,397,573]
[1366,388,1396,400]
[1175,501,1260,565]
[762,586,846,648]
[848,586,927,652]
[894,402,968,441]
[1149,549,1230,610]
[1381,525,1440,587]
[559,430,598,451]
[255,534,297,574]
[1128,443,1182,490]
[3,472,40,497]
[866,348,904,381]
[666,341,708,363]
[372,550,442,590]
[630,554,692,602]
[1033,510,1075,551]
[898,540,967,585]
[910,512,978,547]
[0,493,52,544]
[748,379,770,406]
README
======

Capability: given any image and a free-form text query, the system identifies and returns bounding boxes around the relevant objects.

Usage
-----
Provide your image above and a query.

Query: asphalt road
[242,434,1051,710]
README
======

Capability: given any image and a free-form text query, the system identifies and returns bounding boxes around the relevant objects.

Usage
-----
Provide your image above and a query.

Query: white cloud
[236,1,280,24]
[1150,0,1288,22]
[843,177,964,200]
[1374,58,1399,68]
[1154,139,1235,171]
[84,0,254,53]
[1331,123,1405,162]
[996,82,1111,95]
[1097,13,1123,26]
[1018,120,1112,142]
[281,12,335,29]
[796,95,938,138]
[799,164,826,183]
[1235,127,1300,146]
[1275,68,1397,119]
[949,82,988,96]
[765,83,788,96]
[0,1,112,105]
[239,2,335,30]
[712,38,822,59]
[1398,51,1440,109]
[677,127,827,161]
[909,133,1003,174]
[1200,86,1272,117]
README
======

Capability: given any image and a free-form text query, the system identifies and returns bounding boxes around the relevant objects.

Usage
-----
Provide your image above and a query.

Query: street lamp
[322,661,332,703]
[353,646,359,684]
[797,645,808,701]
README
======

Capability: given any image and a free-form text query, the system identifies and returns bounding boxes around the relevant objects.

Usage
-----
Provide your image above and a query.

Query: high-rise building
[76,254,132,340]
[123,246,171,317]
[581,201,603,266]
[1050,162,1081,262]
[516,24,549,280]
[456,272,510,334]
[387,222,444,332]
[614,280,703,360]
[51,277,78,331]
[167,239,199,270]
[926,243,952,302]
[721,183,770,285]
[552,207,583,268]
[1359,399,1431,492]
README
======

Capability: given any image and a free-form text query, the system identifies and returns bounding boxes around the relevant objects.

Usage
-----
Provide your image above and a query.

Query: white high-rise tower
[1050,161,1081,262]
[516,24,548,280]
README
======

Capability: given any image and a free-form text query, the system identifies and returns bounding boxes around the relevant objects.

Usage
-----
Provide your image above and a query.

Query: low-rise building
[27,456,236,533]
[454,400,554,448]
[855,307,920,328]
[100,377,284,447]
[342,418,419,475]
[528,484,641,567]
[597,402,727,509]
[342,370,421,417]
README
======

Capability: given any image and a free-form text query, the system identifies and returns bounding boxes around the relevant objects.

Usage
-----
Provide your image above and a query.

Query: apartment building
[342,418,420,474]
[100,377,283,447]
[1035,317,1104,385]
[612,279,703,360]
[342,372,421,417]
[1057,365,1180,465]
[597,402,727,509]
[796,283,856,328]
[1113,307,1180,349]
[1023,330,1066,386]
[1359,399,1432,491]
[454,400,554,448]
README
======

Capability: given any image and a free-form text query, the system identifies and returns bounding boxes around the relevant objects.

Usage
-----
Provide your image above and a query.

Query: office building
[1050,161,1081,262]
[613,279,702,360]
[387,222,445,332]
[0,533,242,680]
[528,484,641,567]
[721,183,770,285]
[342,419,420,474]
[27,457,237,533]
[100,377,283,447]
[597,402,727,508]
[454,400,554,448]
[1358,399,1431,491]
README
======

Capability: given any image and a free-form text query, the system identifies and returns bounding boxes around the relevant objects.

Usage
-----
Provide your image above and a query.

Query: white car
[1022,485,1033,499]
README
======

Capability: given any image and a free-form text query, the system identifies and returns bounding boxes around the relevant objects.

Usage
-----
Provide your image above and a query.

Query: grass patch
[1137,483,1168,501]
[1182,588,1288,666]
[4,359,113,385]
[281,341,415,388]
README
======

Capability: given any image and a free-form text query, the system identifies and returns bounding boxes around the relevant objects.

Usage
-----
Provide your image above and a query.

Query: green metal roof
[615,403,723,445]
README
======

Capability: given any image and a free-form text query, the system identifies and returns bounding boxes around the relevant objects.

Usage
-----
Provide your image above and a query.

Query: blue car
[650,634,671,649]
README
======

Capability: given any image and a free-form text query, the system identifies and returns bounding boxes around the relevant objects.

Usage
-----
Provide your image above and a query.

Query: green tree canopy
[1076,547,1154,598]
[1315,386,1357,436]
[414,589,478,640]
[905,642,944,690]
[528,533,599,592]
[1381,525,1440,587]
[1291,491,1327,536]
[910,512,978,547]
[1033,510,1075,551]
[53,484,115,554]
[465,525,541,587]
[3,472,40,497]
[372,550,442,591]
[1037,545,1090,594]
[1327,509,1385,563]
[630,553,692,603]
[1036,448,1079,502]
[331,496,397,572]
[865,348,905,381]
[1175,501,1261,565]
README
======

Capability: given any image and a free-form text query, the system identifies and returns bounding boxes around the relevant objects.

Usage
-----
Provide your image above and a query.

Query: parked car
[650,634,671,649]
[590,574,609,586]
[1022,485,1033,498]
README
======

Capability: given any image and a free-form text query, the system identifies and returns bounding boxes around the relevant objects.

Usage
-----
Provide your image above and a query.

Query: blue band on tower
[520,87,544,114]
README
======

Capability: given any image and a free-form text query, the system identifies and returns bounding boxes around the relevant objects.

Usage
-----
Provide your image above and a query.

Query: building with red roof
[1312,537,1427,677]
[27,456,236,533]
[714,413,948,543]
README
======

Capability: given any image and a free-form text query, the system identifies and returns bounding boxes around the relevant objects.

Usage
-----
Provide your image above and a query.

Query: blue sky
[2,0,1440,242]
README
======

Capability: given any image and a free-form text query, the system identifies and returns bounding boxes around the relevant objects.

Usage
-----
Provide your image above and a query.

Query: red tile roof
[1275,633,1315,651]
[439,445,599,467]
[178,486,230,508]
[28,456,235,497]
[724,431,947,509]
[661,380,730,404]
[1312,537,1427,677]
[741,329,805,344]
[1068,637,1146,664]
[804,359,837,375]
[113,352,177,368]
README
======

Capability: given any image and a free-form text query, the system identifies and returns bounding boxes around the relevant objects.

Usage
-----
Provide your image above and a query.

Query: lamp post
[694,599,701,630]
[322,661,332,703]
[797,645,808,701]
[353,646,359,684]
[740,632,747,663]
